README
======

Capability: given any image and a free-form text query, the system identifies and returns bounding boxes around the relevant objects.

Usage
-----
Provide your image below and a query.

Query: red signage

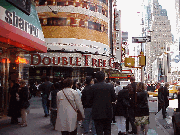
[30,54,115,68]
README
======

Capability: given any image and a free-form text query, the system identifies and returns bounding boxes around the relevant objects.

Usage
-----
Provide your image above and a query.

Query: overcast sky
[116,0,176,38]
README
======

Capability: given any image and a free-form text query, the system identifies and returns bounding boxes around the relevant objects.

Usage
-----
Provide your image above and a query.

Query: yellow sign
[139,56,146,66]
[125,57,135,67]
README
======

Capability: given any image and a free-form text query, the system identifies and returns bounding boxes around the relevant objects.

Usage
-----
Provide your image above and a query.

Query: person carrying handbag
[55,78,85,135]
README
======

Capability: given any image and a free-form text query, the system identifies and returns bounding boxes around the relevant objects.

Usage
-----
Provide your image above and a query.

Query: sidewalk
[155,107,174,135]
[0,97,158,135]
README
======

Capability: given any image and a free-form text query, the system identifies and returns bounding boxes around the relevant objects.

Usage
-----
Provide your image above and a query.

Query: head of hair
[72,79,78,90]
[95,71,105,82]
[20,80,26,86]
[93,78,98,84]
[77,82,81,89]
[130,76,135,82]
[54,82,60,89]
[85,76,92,85]
[63,78,73,88]
[136,82,145,92]
[165,82,169,87]
[45,76,49,81]
[116,81,120,85]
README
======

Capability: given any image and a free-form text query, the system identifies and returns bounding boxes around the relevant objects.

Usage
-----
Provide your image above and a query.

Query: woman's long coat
[115,88,130,118]
[55,88,84,132]
[8,83,21,118]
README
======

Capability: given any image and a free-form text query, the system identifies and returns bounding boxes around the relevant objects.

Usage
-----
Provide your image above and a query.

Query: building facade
[144,0,172,82]
[0,0,47,117]
[29,0,118,83]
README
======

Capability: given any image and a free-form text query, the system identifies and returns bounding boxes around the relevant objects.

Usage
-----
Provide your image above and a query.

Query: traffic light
[139,56,146,66]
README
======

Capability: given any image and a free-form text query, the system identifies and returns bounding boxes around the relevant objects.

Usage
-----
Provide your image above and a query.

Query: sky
[116,0,176,39]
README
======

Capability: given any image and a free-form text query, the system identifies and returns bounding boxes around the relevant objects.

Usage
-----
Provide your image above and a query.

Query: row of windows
[40,17,108,33]
[37,0,108,8]
[37,0,108,5]
[37,1,108,17]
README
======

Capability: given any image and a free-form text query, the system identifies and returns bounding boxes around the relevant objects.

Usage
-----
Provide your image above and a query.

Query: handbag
[62,90,83,121]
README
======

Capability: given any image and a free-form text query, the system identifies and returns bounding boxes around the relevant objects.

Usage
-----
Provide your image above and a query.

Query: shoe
[18,122,24,125]
[128,131,135,134]
[21,123,27,127]
[44,114,49,117]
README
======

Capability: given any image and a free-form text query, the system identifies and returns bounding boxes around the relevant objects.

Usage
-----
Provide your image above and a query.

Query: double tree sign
[6,0,31,15]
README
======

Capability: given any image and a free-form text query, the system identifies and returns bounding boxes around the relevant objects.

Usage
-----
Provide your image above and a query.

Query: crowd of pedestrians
[8,71,165,135]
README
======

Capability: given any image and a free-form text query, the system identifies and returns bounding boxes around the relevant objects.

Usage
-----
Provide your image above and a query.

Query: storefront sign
[5,10,39,37]
[30,53,116,69]
[0,6,44,41]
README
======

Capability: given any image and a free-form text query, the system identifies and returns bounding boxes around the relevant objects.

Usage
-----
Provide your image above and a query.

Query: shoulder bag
[62,90,83,121]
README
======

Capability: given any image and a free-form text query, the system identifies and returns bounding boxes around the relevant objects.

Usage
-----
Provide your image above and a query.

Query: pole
[141,43,144,82]
[109,0,113,56]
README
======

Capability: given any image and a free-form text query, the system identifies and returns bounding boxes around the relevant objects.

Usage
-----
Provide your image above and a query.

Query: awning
[0,19,46,53]
[0,2,47,53]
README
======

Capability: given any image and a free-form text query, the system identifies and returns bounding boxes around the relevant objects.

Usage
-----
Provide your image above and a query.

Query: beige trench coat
[55,88,84,132]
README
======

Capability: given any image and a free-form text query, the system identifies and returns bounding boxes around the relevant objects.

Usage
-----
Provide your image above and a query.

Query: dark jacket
[8,83,21,117]
[81,84,92,108]
[135,90,149,117]
[19,86,30,109]
[51,89,59,109]
[158,86,169,108]
[115,88,130,117]
[177,92,180,112]
[128,82,137,108]
[89,81,116,120]
[39,81,52,95]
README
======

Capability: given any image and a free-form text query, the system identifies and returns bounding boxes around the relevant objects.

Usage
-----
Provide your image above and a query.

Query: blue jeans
[42,94,49,115]
[83,108,96,135]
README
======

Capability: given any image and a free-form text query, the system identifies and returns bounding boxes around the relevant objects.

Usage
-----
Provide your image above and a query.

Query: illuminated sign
[30,53,116,69]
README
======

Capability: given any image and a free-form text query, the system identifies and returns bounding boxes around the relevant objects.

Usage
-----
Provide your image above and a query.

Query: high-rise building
[144,0,172,82]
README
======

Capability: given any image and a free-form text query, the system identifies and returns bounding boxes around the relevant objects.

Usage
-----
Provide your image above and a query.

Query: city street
[0,96,176,135]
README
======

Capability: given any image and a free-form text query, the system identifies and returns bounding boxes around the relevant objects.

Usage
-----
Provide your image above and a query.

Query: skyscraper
[144,0,172,82]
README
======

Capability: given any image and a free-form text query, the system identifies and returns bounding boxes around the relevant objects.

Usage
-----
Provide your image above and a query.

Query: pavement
[0,97,161,135]
[155,107,174,135]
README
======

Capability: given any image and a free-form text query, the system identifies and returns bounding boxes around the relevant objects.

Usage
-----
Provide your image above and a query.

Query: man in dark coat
[158,82,169,118]
[89,71,116,135]
[126,76,137,134]
[81,76,96,135]
[39,76,52,117]
[8,80,21,124]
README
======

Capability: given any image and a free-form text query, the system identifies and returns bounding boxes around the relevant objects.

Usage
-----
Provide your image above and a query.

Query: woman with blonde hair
[16,80,30,127]
[135,82,149,135]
